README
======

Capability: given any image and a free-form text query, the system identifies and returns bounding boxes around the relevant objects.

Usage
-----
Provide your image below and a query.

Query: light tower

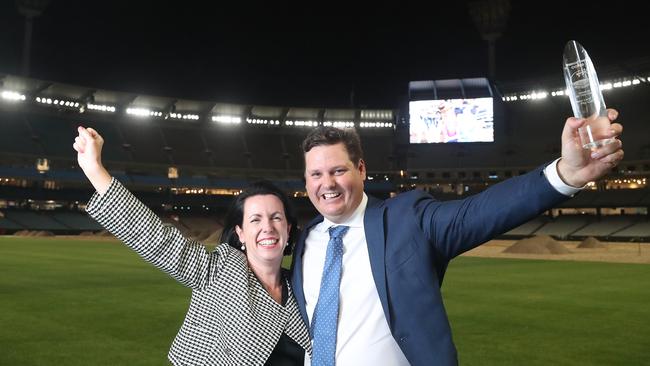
[15,0,51,76]
[468,0,511,81]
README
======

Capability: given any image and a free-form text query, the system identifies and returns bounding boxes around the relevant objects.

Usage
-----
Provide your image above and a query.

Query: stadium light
[360,109,393,128]
[504,74,649,103]
[212,115,241,124]
[285,120,319,127]
[1,90,27,102]
[126,107,162,118]
[87,103,116,113]
[360,110,392,119]
[246,118,280,125]
[323,121,355,128]
[359,122,393,128]
[35,96,82,112]
[170,112,200,121]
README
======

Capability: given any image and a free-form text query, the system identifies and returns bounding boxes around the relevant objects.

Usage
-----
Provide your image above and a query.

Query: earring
[240,242,246,251]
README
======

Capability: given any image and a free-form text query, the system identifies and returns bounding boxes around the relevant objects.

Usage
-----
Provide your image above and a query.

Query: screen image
[409,97,494,143]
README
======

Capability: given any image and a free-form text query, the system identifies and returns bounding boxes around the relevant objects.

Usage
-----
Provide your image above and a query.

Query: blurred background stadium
[1,1,650,365]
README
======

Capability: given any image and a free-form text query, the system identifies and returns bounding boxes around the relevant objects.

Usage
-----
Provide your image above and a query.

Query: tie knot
[328,225,349,240]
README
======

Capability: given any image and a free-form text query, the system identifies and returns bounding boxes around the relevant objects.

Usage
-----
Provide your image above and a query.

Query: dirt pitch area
[463,239,650,264]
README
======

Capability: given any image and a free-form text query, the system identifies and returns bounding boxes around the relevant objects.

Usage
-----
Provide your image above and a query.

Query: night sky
[1,1,648,108]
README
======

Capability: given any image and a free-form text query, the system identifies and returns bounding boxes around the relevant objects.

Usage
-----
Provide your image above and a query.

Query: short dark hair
[301,126,364,166]
[220,180,298,255]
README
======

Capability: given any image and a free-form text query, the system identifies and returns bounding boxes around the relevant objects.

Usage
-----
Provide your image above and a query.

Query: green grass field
[1,237,648,365]
[443,257,650,365]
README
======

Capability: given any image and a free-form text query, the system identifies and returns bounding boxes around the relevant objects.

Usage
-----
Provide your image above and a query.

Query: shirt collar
[317,193,368,232]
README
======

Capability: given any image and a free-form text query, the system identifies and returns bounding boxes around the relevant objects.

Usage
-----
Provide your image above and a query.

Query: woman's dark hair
[301,126,364,166]
[220,180,299,255]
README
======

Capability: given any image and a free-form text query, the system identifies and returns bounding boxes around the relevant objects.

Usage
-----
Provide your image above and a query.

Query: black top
[265,282,305,365]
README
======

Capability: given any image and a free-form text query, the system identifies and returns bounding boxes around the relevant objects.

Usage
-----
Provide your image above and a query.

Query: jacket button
[224,348,231,355]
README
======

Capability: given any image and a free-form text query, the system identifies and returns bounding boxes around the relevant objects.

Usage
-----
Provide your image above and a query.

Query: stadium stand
[0,111,41,156]
[4,211,70,232]
[118,119,170,165]
[202,125,250,169]
[281,131,309,171]
[246,131,287,171]
[533,215,594,239]
[504,216,550,237]
[82,117,133,163]
[49,212,104,231]
[0,212,24,230]
[161,125,211,167]
[361,133,395,172]
[572,215,645,237]
[612,221,650,240]
[26,114,78,158]
[1,72,649,242]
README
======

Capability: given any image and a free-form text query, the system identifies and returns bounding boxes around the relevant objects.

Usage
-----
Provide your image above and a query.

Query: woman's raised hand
[73,126,112,194]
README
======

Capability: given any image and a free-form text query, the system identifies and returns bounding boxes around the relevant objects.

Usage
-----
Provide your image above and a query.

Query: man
[291,110,624,365]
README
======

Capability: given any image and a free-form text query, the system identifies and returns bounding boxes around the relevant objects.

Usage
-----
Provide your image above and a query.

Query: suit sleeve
[86,178,226,290]
[413,164,569,261]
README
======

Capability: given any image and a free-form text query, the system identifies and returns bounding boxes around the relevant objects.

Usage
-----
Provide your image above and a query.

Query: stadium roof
[1,1,649,108]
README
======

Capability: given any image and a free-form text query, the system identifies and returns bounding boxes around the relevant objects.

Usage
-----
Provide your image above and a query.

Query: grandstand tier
[1,73,649,240]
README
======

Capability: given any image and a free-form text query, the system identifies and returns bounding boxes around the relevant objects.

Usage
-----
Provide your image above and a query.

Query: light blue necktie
[311,225,349,366]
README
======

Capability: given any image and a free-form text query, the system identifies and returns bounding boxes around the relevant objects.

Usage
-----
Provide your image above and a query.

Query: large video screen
[409,97,494,143]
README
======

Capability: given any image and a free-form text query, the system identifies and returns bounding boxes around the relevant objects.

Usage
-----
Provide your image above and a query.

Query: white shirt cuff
[543,158,583,197]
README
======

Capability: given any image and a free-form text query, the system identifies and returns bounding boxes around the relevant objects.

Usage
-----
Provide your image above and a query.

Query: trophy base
[582,137,616,151]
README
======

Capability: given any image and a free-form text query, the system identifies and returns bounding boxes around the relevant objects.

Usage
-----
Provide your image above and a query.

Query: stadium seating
[572,215,644,237]
[49,212,104,231]
[532,215,593,239]
[612,221,650,239]
[118,119,170,165]
[161,125,211,167]
[4,211,70,231]
[246,132,288,171]
[0,111,41,156]
[202,125,250,169]
[27,114,78,158]
[504,216,550,237]
[0,212,24,230]
[1,74,649,241]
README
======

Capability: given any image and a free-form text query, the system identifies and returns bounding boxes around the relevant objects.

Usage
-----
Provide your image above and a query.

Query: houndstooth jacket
[86,178,312,366]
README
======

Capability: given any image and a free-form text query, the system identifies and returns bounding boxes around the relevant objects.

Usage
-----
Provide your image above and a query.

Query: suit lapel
[294,199,390,327]
[363,196,390,325]
[291,215,324,326]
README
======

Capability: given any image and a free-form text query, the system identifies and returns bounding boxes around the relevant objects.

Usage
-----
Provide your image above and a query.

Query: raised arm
[556,109,624,187]
[419,110,624,260]
[73,127,225,289]
[73,127,112,194]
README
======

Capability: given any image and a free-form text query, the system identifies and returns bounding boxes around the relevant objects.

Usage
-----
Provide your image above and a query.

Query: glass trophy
[563,40,615,150]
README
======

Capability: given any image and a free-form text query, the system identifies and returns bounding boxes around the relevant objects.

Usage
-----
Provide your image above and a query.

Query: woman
[73,126,311,365]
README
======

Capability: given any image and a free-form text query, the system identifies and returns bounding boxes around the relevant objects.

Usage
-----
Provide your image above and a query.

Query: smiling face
[304,142,366,223]
[235,194,291,269]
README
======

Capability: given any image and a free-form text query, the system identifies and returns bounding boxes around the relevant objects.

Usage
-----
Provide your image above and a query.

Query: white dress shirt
[302,159,578,365]
[544,158,583,196]
[303,194,410,366]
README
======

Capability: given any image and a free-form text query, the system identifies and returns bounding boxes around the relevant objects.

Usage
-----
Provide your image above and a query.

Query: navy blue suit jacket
[291,164,569,365]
